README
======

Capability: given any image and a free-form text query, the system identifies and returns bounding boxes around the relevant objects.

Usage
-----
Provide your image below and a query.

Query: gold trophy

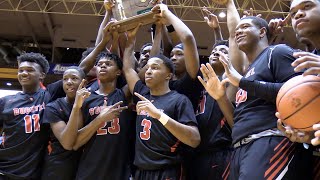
[111,0,158,33]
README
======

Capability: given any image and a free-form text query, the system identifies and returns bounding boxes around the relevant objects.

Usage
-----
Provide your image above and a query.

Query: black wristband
[166,25,175,33]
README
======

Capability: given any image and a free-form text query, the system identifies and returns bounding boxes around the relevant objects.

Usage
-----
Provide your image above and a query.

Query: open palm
[198,63,226,100]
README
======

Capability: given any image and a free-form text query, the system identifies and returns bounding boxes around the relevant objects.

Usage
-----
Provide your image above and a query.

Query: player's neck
[310,37,320,50]
[22,84,40,94]
[150,84,171,96]
[65,96,75,104]
[98,81,116,96]
[245,43,269,64]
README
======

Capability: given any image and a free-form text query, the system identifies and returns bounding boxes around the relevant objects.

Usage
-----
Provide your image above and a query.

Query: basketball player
[123,14,200,180]
[75,52,133,180]
[276,0,320,146]
[41,67,88,180]
[214,15,310,179]
[0,52,65,179]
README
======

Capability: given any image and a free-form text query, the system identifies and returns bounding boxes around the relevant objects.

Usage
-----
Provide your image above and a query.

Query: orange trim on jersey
[179,164,183,180]
[170,140,180,153]
[40,82,46,90]
[47,141,53,155]
[313,156,320,179]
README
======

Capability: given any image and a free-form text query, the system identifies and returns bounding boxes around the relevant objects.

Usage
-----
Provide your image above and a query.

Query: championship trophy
[110,0,158,33]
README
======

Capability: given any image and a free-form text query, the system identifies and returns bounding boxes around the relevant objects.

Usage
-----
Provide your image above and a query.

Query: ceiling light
[219,11,226,18]
[6,82,12,86]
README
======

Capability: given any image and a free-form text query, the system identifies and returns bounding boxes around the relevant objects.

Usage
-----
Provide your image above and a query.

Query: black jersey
[0,80,64,179]
[232,44,301,144]
[41,97,81,180]
[169,72,203,112]
[195,93,232,152]
[76,89,134,180]
[133,80,197,170]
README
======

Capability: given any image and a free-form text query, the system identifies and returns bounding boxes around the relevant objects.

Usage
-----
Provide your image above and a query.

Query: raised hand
[152,3,170,25]
[218,51,243,87]
[276,112,313,144]
[292,51,320,76]
[198,63,226,100]
[98,101,128,122]
[268,14,290,39]
[242,8,262,18]
[104,0,115,11]
[135,92,161,119]
[102,20,116,40]
[202,7,220,29]
[74,79,91,109]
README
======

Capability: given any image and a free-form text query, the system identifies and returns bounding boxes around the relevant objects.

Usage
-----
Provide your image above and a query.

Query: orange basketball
[276,75,320,131]
[212,0,228,5]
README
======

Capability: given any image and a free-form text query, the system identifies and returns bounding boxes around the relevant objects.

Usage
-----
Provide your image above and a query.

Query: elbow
[189,130,201,148]
[61,142,73,151]
[72,145,80,151]
[180,34,194,44]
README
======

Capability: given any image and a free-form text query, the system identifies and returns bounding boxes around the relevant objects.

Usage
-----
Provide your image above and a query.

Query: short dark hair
[17,52,50,74]
[213,40,229,48]
[241,16,271,40]
[97,51,123,70]
[140,43,152,54]
[65,66,86,79]
[150,54,175,74]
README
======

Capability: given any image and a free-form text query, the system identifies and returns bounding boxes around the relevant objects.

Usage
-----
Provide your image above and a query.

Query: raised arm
[95,0,114,46]
[153,4,200,79]
[79,22,113,74]
[122,25,141,94]
[202,7,223,43]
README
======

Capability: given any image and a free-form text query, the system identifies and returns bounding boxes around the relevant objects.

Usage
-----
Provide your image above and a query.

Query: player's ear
[116,69,122,76]
[260,27,267,39]
[39,72,46,81]
[166,73,173,80]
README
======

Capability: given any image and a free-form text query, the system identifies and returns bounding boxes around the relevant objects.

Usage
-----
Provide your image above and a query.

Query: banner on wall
[48,63,76,74]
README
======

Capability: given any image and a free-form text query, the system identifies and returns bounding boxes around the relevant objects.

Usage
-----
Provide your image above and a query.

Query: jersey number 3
[97,118,120,135]
[140,119,152,140]
[24,114,40,133]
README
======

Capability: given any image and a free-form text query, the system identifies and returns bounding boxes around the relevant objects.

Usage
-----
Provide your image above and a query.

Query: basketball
[276,75,320,131]
[212,0,228,5]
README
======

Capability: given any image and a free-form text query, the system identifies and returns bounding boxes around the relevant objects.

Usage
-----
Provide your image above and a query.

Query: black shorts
[229,136,312,180]
[41,151,80,180]
[135,166,181,180]
[186,148,232,180]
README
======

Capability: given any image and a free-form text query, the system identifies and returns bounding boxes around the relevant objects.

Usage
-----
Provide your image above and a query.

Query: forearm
[166,12,199,78]
[162,25,173,57]
[216,94,234,128]
[110,34,120,56]
[123,43,139,94]
[95,10,112,46]
[59,107,82,150]
[226,0,240,38]
[239,78,283,103]
[213,26,223,42]
[80,38,109,74]
[72,116,103,150]
[150,24,162,56]
[161,116,200,148]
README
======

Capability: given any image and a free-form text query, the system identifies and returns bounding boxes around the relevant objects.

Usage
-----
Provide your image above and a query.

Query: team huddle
[0,0,320,179]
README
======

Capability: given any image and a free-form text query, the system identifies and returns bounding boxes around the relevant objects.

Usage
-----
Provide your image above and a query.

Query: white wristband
[158,112,170,125]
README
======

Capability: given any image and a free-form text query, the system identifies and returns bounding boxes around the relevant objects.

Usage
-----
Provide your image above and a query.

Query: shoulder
[268,44,294,56]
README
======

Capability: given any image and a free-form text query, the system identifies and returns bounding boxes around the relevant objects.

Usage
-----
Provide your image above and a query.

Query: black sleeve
[133,80,150,104]
[42,102,64,124]
[270,44,302,82]
[175,96,198,126]
[46,80,65,102]
[239,78,283,103]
